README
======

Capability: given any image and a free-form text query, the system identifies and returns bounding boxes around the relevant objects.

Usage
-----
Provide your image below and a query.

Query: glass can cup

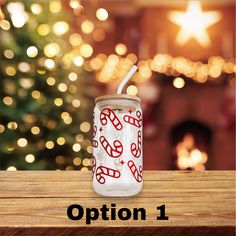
[92,94,143,196]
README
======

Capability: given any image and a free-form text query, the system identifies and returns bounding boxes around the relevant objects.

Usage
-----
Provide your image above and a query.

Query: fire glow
[176,133,208,171]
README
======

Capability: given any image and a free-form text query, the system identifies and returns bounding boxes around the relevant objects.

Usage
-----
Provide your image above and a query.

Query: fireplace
[170,120,212,170]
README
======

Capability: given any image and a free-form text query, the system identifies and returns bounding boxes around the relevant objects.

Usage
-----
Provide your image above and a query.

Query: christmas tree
[0,1,96,170]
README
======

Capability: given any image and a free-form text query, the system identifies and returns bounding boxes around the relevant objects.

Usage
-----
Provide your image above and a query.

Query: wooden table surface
[0,171,235,236]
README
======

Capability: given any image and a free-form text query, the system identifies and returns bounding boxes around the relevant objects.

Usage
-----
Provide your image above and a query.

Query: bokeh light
[37,24,50,36]
[127,85,138,96]
[44,43,60,58]
[69,33,82,46]
[96,8,109,21]
[53,21,69,36]
[81,20,94,34]
[115,43,127,56]
[80,122,91,132]
[27,46,38,58]
[17,138,28,147]
[80,44,93,58]
[31,3,42,15]
[173,77,185,89]
[49,1,62,13]
[74,55,84,67]
[25,154,35,163]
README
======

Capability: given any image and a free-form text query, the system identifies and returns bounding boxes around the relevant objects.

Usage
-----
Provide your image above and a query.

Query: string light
[27,46,38,58]
[31,90,41,99]
[74,55,84,67]
[18,62,30,72]
[37,24,50,36]
[7,2,29,28]
[81,20,94,34]
[7,166,17,171]
[4,50,14,59]
[31,126,40,135]
[53,21,69,36]
[17,138,28,147]
[54,98,63,106]
[0,124,5,133]
[57,137,66,145]
[45,141,54,149]
[61,112,72,124]
[68,72,78,81]
[96,8,109,21]
[3,96,13,106]
[31,3,42,15]
[7,122,18,130]
[115,43,127,56]
[64,116,72,124]
[45,59,55,69]
[126,85,138,96]
[58,83,68,92]
[87,146,93,154]
[80,44,93,58]
[73,143,81,152]
[49,1,62,13]
[25,154,35,163]
[92,53,235,83]
[61,112,70,120]
[44,43,60,58]
[5,66,16,76]
[73,157,82,166]
[82,158,90,166]
[76,134,84,142]
[69,33,82,46]
[80,122,91,132]
[0,20,11,30]
[46,77,56,86]
[72,99,80,108]
[173,77,185,89]
[70,0,82,9]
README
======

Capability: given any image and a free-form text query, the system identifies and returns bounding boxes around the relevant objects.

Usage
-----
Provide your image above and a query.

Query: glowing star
[168,1,221,47]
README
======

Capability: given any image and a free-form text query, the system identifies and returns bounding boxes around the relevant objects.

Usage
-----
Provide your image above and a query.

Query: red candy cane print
[131,130,142,158]
[93,125,97,138]
[92,156,96,179]
[93,125,98,148]
[100,108,123,130]
[100,136,123,158]
[127,160,142,183]
[123,111,142,128]
[96,165,121,184]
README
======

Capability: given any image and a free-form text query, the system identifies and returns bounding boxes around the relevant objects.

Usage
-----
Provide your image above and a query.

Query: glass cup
[92,94,143,196]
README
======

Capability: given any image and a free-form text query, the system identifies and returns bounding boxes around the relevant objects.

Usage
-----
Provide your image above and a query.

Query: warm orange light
[176,134,208,170]
[168,1,221,47]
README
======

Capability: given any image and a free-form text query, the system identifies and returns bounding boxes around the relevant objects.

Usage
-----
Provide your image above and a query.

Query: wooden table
[0,171,235,236]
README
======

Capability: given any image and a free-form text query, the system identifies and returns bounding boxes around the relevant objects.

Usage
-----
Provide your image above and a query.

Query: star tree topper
[168,1,221,48]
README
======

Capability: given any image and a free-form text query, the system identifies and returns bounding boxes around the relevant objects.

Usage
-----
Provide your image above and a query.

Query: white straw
[117,65,138,94]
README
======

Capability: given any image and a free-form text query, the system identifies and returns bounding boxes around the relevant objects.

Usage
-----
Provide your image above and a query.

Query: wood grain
[0,171,235,236]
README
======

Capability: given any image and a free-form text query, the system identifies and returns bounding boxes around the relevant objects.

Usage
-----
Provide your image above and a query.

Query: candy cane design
[96,165,121,184]
[93,125,98,147]
[127,160,142,183]
[123,111,142,128]
[93,125,97,138]
[100,108,123,130]
[131,130,142,158]
[100,136,123,158]
[92,156,96,179]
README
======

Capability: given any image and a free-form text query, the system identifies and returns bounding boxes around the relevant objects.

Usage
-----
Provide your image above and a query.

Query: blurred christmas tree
[0,0,96,170]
